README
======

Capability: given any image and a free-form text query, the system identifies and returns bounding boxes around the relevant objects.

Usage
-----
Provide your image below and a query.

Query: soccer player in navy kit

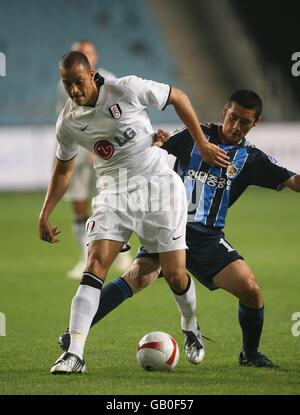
[57,90,300,368]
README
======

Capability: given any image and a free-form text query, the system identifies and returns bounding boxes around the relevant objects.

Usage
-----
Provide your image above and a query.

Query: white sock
[173,276,198,331]
[68,332,86,359]
[68,282,102,359]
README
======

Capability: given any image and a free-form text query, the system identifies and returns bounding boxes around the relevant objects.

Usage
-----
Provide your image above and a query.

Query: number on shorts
[219,237,234,252]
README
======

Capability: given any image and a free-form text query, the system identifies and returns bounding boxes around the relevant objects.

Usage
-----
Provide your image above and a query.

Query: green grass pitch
[0,188,299,396]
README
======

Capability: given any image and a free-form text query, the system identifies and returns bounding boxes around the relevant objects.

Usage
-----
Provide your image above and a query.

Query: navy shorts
[135,222,243,291]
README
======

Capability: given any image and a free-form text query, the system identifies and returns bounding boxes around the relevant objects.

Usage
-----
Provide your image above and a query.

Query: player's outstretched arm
[285,174,300,192]
[167,87,230,167]
[38,157,76,243]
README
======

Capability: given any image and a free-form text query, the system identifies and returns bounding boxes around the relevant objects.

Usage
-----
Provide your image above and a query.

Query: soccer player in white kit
[38,51,229,374]
[56,40,132,278]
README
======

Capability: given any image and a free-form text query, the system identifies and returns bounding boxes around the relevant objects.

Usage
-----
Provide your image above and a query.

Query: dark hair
[59,51,91,72]
[226,89,262,120]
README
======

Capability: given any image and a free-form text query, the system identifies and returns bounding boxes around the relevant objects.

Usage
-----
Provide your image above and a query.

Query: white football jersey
[56,75,171,192]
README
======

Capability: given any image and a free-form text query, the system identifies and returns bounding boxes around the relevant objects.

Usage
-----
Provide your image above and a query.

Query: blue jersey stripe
[214,189,229,227]
[186,143,211,222]
[184,137,249,228]
[199,182,216,224]
[213,148,248,226]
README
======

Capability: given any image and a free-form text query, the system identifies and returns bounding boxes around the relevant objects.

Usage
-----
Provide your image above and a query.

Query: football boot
[239,350,279,368]
[50,352,86,374]
[182,326,205,364]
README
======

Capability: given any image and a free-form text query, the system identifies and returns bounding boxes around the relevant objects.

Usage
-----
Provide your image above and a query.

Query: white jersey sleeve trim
[55,115,80,162]
[162,85,172,111]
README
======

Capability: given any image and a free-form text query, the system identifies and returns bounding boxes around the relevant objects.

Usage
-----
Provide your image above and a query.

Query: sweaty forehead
[59,63,89,80]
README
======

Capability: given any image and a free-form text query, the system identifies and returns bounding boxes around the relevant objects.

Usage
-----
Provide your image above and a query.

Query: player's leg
[212,259,264,354]
[51,239,123,374]
[65,152,91,279]
[141,169,203,363]
[184,225,277,367]
[123,257,160,292]
[150,169,195,328]
[159,250,192,320]
[159,249,204,364]
[57,255,160,352]
[92,256,160,324]
[69,239,124,356]
[113,243,133,273]
[212,260,278,367]
[66,199,89,278]
[213,259,263,307]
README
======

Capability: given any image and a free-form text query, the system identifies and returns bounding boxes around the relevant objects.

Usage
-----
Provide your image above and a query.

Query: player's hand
[38,217,61,243]
[199,141,230,168]
[152,129,170,147]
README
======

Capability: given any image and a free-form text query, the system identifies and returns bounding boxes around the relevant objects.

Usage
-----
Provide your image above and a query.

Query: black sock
[238,302,264,354]
[91,277,133,327]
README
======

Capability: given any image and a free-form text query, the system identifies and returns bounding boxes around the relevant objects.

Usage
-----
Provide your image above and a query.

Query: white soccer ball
[136,331,179,371]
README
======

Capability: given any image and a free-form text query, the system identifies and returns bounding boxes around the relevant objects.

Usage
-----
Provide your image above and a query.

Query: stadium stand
[1,0,298,125]
[146,0,300,121]
[230,0,300,121]
[0,0,299,191]
[0,0,183,125]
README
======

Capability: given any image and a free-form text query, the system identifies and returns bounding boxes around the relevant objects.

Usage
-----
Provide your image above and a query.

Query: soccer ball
[136,331,179,371]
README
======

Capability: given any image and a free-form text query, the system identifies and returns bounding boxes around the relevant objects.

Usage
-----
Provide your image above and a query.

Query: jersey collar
[94,72,105,106]
[94,72,105,87]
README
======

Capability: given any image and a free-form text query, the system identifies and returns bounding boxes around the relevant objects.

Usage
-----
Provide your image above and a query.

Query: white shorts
[86,169,187,253]
[64,148,97,201]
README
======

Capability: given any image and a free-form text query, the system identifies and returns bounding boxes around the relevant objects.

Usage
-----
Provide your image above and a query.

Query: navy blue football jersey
[162,123,295,228]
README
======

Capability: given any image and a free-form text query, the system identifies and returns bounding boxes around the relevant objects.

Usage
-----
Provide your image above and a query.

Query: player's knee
[124,262,159,294]
[245,278,261,297]
[240,276,262,305]
[163,269,188,294]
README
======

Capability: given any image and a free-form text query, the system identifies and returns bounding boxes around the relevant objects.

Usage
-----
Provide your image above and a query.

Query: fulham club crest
[87,221,95,233]
[109,103,122,119]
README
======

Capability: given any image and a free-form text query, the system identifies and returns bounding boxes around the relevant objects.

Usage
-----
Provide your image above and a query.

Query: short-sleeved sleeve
[55,117,79,162]
[234,147,295,191]
[123,76,171,111]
